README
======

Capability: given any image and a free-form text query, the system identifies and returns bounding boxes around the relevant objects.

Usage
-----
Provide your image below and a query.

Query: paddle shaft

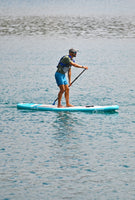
[53,68,86,105]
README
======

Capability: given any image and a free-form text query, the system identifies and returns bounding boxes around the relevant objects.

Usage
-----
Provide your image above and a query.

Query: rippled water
[0,0,135,200]
[1,36,135,200]
[0,16,135,38]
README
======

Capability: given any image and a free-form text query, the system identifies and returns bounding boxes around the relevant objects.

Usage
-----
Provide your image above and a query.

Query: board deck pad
[17,103,119,112]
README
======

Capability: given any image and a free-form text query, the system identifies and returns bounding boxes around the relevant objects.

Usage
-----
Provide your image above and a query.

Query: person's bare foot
[57,105,65,108]
[66,104,74,107]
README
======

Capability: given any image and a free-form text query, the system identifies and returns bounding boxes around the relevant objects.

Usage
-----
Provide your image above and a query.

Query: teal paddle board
[17,103,119,112]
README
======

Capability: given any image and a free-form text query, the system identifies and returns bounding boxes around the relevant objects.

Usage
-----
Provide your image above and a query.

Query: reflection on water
[53,112,80,134]
[0,16,135,38]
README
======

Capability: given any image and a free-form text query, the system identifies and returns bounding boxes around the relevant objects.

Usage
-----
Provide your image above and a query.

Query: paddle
[52,68,86,105]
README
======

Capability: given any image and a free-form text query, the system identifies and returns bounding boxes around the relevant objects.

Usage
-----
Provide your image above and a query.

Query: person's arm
[70,61,88,70]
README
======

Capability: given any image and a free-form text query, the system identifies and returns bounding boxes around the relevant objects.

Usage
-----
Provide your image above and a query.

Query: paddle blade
[52,97,58,105]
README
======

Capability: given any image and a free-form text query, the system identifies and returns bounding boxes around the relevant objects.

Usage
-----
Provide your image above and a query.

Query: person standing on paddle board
[55,48,88,108]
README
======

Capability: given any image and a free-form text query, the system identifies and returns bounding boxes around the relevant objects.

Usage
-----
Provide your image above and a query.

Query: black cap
[69,48,78,54]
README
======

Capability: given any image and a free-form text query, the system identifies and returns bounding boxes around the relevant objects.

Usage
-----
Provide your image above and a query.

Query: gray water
[0,0,135,200]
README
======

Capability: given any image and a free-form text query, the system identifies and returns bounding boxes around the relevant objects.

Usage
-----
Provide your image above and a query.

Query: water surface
[0,1,135,200]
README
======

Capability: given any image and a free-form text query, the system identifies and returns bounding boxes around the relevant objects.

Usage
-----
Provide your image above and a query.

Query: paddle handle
[53,68,86,105]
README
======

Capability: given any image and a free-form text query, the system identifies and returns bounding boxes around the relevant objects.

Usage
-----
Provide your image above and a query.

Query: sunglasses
[72,51,77,54]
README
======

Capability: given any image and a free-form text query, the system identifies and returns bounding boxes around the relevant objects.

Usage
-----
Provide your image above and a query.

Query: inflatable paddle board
[17,103,119,112]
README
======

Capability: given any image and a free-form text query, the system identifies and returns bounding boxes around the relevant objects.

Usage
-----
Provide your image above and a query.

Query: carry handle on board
[52,68,86,105]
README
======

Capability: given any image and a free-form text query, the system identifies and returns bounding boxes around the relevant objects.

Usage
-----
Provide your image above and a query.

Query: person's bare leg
[65,85,74,107]
[58,85,65,108]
